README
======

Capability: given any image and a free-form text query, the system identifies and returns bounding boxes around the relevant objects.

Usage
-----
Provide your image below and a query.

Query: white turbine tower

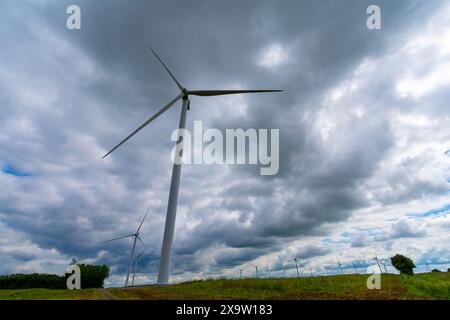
[103,209,149,287]
[103,46,282,285]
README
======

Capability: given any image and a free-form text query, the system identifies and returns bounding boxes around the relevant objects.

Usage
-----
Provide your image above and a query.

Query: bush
[390,254,416,275]
[0,273,65,289]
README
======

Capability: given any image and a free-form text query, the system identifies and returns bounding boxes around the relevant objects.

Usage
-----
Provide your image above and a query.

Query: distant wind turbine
[373,254,383,274]
[380,260,388,273]
[337,258,343,275]
[352,263,359,274]
[102,46,282,285]
[103,209,149,287]
[291,257,301,278]
[251,264,259,279]
[131,244,148,286]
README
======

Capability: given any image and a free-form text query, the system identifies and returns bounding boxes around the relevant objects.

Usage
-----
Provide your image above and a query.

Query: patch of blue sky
[351,227,382,236]
[322,238,349,245]
[409,204,450,218]
[1,165,32,177]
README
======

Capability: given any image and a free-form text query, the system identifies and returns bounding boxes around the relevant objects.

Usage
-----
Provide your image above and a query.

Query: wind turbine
[352,262,359,274]
[250,264,259,279]
[131,244,148,286]
[239,269,243,280]
[380,260,388,273]
[309,264,313,277]
[291,257,301,278]
[103,209,149,287]
[102,47,282,285]
[337,258,343,275]
[373,254,383,274]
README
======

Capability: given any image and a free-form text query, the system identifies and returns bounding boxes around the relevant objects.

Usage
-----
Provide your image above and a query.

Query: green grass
[109,274,409,300]
[399,272,450,299]
[0,288,101,300]
[1,272,449,300]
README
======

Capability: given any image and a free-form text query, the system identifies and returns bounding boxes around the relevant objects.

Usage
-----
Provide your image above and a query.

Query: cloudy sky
[1,0,449,286]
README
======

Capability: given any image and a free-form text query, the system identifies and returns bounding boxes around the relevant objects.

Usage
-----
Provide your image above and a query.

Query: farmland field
[0,273,449,300]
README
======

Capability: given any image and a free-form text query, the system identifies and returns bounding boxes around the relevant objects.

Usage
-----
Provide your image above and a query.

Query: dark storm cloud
[0,0,448,279]
[295,244,331,260]
[213,248,269,268]
[6,250,37,262]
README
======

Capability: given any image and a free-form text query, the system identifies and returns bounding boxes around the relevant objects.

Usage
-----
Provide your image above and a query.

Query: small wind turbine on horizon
[250,264,259,279]
[337,258,343,275]
[291,257,301,278]
[373,254,383,274]
[102,46,282,285]
[103,209,149,287]
[352,262,359,274]
[380,260,388,273]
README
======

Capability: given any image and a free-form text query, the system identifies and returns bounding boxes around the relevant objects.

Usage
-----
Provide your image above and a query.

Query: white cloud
[257,44,290,69]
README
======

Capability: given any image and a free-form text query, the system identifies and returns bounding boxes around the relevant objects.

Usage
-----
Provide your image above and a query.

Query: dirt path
[98,289,122,300]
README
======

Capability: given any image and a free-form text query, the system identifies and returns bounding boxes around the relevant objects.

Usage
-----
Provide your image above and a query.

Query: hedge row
[0,273,65,289]
[0,264,109,289]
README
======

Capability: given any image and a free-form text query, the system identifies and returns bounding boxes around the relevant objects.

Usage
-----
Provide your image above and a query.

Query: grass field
[0,272,449,300]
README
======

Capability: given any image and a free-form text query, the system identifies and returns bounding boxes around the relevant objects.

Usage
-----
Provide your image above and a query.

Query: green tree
[390,254,416,275]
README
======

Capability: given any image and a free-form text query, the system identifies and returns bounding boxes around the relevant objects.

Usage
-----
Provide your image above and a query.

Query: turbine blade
[103,94,182,158]
[136,207,150,233]
[187,89,283,96]
[102,234,135,243]
[148,46,183,91]
[136,235,146,248]
[137,245,148,258]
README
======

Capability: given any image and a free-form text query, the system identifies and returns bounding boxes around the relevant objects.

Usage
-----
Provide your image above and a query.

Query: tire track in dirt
[98,289,122,300]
